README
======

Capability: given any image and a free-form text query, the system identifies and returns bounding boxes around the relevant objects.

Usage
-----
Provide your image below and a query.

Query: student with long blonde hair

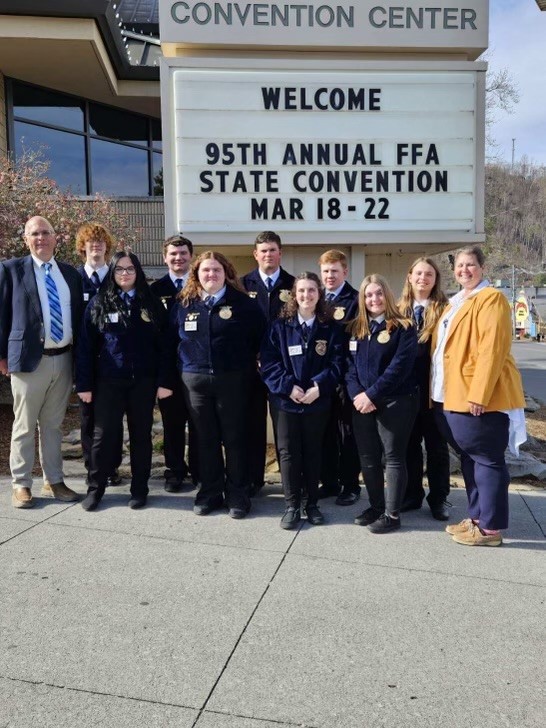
[398,257,451,520]
[346,274,418,533]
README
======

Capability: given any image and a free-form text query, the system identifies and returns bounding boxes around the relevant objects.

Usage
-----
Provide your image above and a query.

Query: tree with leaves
[0,148,141,264]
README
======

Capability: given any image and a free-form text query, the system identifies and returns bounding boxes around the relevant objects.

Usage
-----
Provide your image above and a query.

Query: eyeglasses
[114,266,136,275]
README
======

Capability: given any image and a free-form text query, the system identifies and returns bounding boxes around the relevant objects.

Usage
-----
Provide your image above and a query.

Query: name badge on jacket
[184,321,197,331]
[288,345,303,356]
[349,339,358,352]
[83,293,90,301]
[108,313,119,323]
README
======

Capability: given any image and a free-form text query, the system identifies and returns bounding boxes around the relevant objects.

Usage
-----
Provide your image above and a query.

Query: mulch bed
[0,397,82,477]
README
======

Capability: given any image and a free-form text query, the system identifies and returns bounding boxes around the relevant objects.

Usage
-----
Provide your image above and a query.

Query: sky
[487,1,546,166]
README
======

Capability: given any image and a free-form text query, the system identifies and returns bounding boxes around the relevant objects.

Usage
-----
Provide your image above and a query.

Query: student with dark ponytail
[76,251,167,511]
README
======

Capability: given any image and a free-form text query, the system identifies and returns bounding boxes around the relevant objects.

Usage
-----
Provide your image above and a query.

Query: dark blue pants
[158,378,199,483]
[320,385,361,494]
[79,399,122,473]
[272,407,330,508]
[352,390,419,516]
[405,406,450,506]
[182,370,251,511]
[433,404,510,530]
[89,376,156,499]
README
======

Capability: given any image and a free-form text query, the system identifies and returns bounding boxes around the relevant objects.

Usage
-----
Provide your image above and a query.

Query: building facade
[0,1,504,287]
[0,0,164,265]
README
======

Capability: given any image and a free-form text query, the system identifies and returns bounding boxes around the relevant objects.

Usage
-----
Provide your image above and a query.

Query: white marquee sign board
[161,59,485,244]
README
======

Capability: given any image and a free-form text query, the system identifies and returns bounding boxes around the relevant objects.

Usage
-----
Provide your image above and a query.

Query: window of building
[15,121,87,193]
[7,79,162,197]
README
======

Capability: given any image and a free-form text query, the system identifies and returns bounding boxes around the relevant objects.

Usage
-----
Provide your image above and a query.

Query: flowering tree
[0,148,141,264]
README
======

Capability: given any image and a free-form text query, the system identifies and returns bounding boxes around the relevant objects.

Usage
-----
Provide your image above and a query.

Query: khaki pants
[10,352,73,489]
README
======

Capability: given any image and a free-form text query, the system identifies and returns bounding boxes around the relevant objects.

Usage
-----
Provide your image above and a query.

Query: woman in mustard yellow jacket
[430,246,525,547]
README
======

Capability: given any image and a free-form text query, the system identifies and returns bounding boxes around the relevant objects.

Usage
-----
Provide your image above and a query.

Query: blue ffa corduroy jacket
[328,281,359,325]
[76,296,166,392]
[345,320,418,405]
[77,265,105,305]
[168,286,266,376]
[240,267,295,322]
[261,316,344,414]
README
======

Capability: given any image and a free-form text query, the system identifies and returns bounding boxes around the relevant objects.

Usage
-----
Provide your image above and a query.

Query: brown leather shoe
[41,481,80,502]
[12,487,35,509]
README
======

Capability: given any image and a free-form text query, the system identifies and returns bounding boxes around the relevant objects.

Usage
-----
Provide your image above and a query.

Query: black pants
[182,370,251,511]
[320,386,361,493]
[158,378,200,483]
[247,372,268,490]
[405,406,450,506]
[272,407,330,508]
[88,376,156,498]
[352,390,418,515]
[79,400,123,472]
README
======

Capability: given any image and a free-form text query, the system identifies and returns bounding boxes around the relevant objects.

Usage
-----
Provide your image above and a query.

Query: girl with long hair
[398,257,451,520]
[261,272,344,529]
[76,251,167,510]
[162,251,266,519]
[347,274,418,533]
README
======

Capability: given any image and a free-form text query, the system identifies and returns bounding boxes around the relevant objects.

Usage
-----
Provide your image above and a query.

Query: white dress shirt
[259,268,280,287]
[31,255,72,348]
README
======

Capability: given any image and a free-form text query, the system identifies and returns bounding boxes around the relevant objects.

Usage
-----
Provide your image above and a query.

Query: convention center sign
[159,1,488,245]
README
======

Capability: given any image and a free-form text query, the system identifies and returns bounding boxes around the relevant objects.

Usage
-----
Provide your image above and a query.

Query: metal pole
[512,264,517,338]
[512,138,516,168]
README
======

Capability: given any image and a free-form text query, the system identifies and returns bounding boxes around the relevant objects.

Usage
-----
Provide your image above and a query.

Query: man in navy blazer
[150,234,199,491]
[318,249,361,505]
[240,231,295,495]
[0,216,83,508]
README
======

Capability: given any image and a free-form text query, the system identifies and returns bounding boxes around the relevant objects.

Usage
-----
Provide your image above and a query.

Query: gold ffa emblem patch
[248,291,258,298]
[333,307,345,321]
[279,289,292,303]
[315,340,327,356]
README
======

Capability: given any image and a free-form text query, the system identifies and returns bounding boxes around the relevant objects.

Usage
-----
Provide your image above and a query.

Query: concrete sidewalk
[0,477,544,728]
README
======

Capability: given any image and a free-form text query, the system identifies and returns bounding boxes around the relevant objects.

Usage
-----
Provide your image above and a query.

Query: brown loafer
[41,481,80,502]
[12,487,35,509]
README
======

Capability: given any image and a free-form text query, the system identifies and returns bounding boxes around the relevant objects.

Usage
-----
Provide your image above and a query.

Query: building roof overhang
[0,1,159,115]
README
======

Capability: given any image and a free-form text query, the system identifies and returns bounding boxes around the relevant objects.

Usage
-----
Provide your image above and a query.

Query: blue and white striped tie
[43,262,63,343]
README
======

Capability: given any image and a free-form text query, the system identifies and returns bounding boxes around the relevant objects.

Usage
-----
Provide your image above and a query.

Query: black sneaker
[303,504,325,525]
[107,469,122,487]
[128,497,147,509]
[354,507,382,526]
[336,489,361,506]
[368,513,401,534]
[317,484,341,499]
[280,507,301,530]
[81,491,102,511]
[428,499,451,521]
